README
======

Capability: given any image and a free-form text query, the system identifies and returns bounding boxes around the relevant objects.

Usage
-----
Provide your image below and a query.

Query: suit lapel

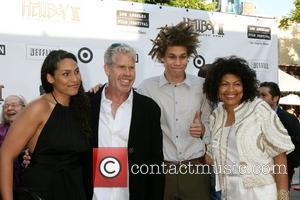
[276,107,283,116]
[90,86,105,147]
[127,90,139,155]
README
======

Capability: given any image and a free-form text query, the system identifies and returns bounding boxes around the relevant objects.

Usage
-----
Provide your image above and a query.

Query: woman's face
[218,73,243,110]
[47,58,81,97]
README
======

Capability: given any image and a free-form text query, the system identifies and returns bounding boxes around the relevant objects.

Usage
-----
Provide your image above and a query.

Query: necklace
[51,92,58,103]
[218,111,235,200]
[51,92,69,106]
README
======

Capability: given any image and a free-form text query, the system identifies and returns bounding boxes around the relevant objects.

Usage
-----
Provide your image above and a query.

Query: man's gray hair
[104,43,136,66]
[1,95,26,123]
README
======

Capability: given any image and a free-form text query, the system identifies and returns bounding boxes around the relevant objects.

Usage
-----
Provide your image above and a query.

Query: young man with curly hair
[138,21,211,200]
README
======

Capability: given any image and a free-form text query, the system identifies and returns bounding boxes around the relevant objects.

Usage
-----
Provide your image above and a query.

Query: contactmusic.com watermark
[93,147,287,187]
[130,162,287,176]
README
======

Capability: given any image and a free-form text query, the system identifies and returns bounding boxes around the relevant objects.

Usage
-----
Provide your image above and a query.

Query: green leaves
[169,0,216,10]
[279,0,300,29]
[124,0,216,11]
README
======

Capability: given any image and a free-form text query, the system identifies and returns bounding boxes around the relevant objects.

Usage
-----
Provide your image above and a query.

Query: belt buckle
[179,160,189,166]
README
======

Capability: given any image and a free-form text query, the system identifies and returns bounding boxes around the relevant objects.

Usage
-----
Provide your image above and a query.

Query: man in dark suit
[87,43,164,200]
[259,82,300,188]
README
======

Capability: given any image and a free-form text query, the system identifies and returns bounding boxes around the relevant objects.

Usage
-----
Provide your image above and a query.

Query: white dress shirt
[93,87,133,200]
[138,74,211,161]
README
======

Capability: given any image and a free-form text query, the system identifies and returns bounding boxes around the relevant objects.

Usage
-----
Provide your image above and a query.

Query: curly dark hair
[40,50,91,138]
[203,56,258,106]
[149,21,200,62]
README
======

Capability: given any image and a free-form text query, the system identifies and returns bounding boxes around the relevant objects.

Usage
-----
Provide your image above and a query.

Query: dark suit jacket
[277,107,300,168]
[86,86,164,200]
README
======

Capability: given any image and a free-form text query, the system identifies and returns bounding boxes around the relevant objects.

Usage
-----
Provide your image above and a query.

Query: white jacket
[209,98,294,190]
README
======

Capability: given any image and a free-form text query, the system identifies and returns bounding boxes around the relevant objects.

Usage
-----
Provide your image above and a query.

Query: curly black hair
[40,50,91,138]
[203,56,258,106]
[149,21,200,62]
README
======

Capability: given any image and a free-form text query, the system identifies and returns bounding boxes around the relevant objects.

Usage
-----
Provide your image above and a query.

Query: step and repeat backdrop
[0,0,278,102]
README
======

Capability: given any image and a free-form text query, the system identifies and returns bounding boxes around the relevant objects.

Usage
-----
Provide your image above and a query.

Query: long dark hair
[41,50,91,138]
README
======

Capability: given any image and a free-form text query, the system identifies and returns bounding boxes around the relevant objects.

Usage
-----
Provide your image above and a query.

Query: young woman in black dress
[0,50,91,200]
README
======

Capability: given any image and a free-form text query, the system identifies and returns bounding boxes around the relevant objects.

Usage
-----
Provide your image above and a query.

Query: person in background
[87,43,164,200]
[0,95,26,188]
[203,56,294,200]
[0,50,90,200]
[286,107,297,118]
[138,21,211,200]
[259,81,300,189]
[0,95,26,146]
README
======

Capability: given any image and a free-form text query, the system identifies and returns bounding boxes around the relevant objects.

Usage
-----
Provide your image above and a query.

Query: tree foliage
[279,0,300,29]
[124,0,216,11]
[279,24,300,65]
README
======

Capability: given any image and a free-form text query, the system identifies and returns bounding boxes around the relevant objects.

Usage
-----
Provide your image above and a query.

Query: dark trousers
[164,166,210,200]
[210,171,221,200]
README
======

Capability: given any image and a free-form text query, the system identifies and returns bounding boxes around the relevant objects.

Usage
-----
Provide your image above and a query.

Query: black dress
[19,103,89,200]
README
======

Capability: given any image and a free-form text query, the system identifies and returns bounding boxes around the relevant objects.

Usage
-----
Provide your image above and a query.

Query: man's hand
[189,111,205,138]
[22,149,31,168]
[205,153,213,165]
[88,83,103,93]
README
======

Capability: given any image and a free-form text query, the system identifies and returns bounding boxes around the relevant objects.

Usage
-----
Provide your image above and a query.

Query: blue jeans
[210,172,221,200]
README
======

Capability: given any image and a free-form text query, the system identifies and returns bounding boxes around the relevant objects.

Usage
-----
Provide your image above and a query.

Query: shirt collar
[158,73,192,87]
[102,84,133,105]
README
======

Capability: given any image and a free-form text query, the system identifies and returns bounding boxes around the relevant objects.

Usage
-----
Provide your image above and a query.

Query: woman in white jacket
[203,56,294,200]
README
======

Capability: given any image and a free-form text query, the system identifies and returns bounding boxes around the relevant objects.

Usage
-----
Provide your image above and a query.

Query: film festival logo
[0,44,6,55]
[192,54,210,78]
[249,60,270,72]
[26,45,58,60]
[193,55,206,69]
[135,53,139,63]
[0,85,4,102]
[247,25,271,40]
[77,47,93,63]
[183,17,224,37]
[116,10,149,28]
[21,0,80,22]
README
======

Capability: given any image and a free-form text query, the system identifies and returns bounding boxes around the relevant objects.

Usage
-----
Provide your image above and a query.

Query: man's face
[161,46,188,79]
[258,86,278,109]
[2,96,24,123]
[105,53,135,95]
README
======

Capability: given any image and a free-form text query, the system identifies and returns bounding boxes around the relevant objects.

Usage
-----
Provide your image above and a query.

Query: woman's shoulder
[239,98,271,114]
[251,98,273,113]
[244,98,276,122]
[24,94,54,115]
